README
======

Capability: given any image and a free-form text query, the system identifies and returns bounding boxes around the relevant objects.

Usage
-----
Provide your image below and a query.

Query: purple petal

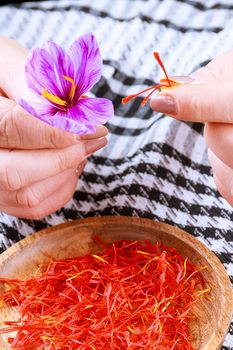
[18,96,113,134]
[48,97,113,134]
[25,41,74,101]
[72,97,114,125]
[18,98,57,118]
[68,33,102,97]
[18,98,92,133]
[48,113,96,134]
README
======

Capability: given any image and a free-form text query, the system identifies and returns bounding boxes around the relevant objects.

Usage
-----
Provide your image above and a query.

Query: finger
[0,36,28,100]
[213,174,233,207]
[208,149,233,207]
[204,123,233,168]
[0,35,28,55]
[0,168,78,208]
[0,172,79,220]
[0,97,108,149]
[0,138,107,191]
[80,125,108,140]
[150,80,233,123]
[191,48,233,83]
[208,149,233,188]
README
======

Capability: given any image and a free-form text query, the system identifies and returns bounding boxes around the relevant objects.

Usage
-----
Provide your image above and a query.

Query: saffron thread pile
[0,237,209,349]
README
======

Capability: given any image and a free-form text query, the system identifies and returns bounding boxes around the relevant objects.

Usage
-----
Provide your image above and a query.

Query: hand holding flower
[0,35,109,219]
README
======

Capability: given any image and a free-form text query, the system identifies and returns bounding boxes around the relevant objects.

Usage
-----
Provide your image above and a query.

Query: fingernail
[80,125,108,140]
[208,149,233,194]
[85,137,107,155]
[150,95,177,115]
[95,125,108,135]
[169,76,194,84]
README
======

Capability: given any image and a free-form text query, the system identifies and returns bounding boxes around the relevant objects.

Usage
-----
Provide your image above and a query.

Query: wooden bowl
[0,216,232,350]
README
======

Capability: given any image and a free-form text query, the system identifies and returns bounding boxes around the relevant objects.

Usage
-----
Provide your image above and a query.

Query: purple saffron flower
[18,33,114,134]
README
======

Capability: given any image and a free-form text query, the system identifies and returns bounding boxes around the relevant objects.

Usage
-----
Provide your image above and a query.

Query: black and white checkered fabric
[0,0,232,348]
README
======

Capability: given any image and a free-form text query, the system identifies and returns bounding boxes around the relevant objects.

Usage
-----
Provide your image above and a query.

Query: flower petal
[49,97,113,134]
[25,41,74,101]
[68,33,102,97]
[74,97,114,125]
[18,99,91,134]
[18,98,57,119]
[18,96,113,135]
[48,113,96,134]
[47,96,113,134]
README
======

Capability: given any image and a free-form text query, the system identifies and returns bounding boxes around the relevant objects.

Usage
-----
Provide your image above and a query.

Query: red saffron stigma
[122,52,177,106]
[0,237,209,350]
[153,52,171,87]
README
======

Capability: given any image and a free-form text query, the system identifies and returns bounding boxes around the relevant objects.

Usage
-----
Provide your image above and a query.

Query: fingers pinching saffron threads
[18,33,114,134]
[122,52,185,107]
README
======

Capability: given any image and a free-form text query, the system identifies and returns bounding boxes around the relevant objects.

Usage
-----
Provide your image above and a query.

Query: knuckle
[16,187,41,209]
[25,204,58,220]
[1,159,23,191]
[55,150,69,172]
[193,63,223,83]
[0,104,21,148]
[17,179,77,219]
[48,128,61,148]
[189,94,206,122]
[205,62,224,81]
[47,128,76,148]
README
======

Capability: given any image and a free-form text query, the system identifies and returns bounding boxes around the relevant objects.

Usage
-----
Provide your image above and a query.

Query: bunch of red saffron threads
[0,237,209,350]
[122,52,181,106]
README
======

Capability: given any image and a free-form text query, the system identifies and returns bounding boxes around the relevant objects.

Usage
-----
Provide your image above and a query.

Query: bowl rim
[0,216,232,350]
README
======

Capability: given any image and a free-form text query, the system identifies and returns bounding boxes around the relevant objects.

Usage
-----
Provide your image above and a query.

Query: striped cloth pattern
[0,0,232,348]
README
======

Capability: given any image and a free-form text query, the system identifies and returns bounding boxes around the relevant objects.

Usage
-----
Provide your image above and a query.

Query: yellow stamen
[183,258,187,278]
[137,250,153,256]
[127,325,140,334]
[91,254,108,264]
[41,87,67,106]
[63,75,76,101]
[153,300,163,313]
[67,269,92,281]
[159,322,163,334]
[196,288,211,296]
[161,301,171,312]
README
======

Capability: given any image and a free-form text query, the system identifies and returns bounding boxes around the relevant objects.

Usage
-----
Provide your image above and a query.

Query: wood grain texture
[0,216,232,350]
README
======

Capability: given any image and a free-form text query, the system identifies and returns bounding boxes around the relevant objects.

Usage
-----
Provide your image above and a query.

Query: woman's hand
[0,36,108,219]
[150,49,233,206]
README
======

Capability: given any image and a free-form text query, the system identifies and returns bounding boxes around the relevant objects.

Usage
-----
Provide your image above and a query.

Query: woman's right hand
[150,48,233,207]
[0,36,108,219]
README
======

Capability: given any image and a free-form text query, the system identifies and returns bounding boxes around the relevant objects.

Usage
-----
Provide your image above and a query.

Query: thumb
[150,80,233,123]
